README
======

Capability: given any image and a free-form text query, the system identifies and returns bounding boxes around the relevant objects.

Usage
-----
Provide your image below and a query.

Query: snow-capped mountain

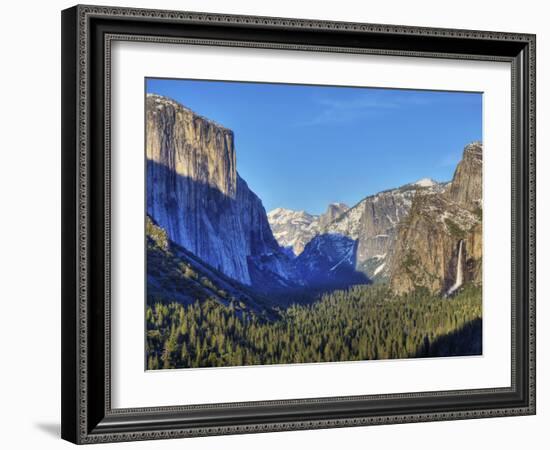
[267,203,349,256]
[413,177,438,188]
[283,180,443,284]
[267,208,320,256]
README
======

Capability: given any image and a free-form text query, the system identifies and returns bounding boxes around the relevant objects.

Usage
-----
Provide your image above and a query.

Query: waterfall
[446,240,464,297]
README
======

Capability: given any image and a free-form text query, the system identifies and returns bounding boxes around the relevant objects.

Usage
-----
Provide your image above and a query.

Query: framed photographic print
[61,5,536,444]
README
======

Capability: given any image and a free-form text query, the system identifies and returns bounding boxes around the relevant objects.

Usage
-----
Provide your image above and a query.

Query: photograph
[144,79,483,370]
[51,2,537,445]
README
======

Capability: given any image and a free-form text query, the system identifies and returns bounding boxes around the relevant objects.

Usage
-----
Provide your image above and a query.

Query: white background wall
[0,0,546,448]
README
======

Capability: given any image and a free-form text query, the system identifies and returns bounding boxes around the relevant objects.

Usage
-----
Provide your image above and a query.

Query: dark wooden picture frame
[61,4,536,444]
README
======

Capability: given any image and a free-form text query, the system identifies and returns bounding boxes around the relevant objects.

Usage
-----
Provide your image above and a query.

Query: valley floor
[146,284,482,370]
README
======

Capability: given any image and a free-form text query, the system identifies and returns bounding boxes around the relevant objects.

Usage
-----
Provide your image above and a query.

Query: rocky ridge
[275,179,444,284]
[388,143,483,295]
[267,203,349,256]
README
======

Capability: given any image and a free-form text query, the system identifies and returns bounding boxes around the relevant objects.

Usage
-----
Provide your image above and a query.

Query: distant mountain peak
[328,202,349,209]
[413,178,438,187]
[267,208,320,256]
[267,203,349,256]
[268,207,315,219]
[267,207,287,217]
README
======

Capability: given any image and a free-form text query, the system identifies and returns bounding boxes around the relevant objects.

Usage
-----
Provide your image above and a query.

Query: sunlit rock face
[388,143,483,295]
[446,142,483,208]
[321,180,445,281]
[146,94,292,287]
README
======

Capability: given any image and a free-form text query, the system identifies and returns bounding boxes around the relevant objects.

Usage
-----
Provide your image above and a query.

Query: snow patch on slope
[373,262,386,276]
[414,178,437,187]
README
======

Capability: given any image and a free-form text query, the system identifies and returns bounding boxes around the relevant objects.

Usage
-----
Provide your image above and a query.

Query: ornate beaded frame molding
[61,4,536,445]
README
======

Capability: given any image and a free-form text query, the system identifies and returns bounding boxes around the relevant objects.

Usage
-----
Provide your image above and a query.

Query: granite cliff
[276,180,443,285]
[446,142,483,208]
[321,180,443,280]
[388,143,483,295]
[146,94,294,289]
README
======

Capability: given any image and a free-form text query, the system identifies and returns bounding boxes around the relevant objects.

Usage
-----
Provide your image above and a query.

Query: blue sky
[146,78,482,215]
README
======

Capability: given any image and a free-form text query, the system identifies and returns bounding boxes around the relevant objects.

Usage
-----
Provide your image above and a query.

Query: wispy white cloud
[298,91,436,126]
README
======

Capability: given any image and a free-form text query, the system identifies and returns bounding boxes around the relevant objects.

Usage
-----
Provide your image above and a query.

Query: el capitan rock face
[146,94,293,287]
[145,215,277,317]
